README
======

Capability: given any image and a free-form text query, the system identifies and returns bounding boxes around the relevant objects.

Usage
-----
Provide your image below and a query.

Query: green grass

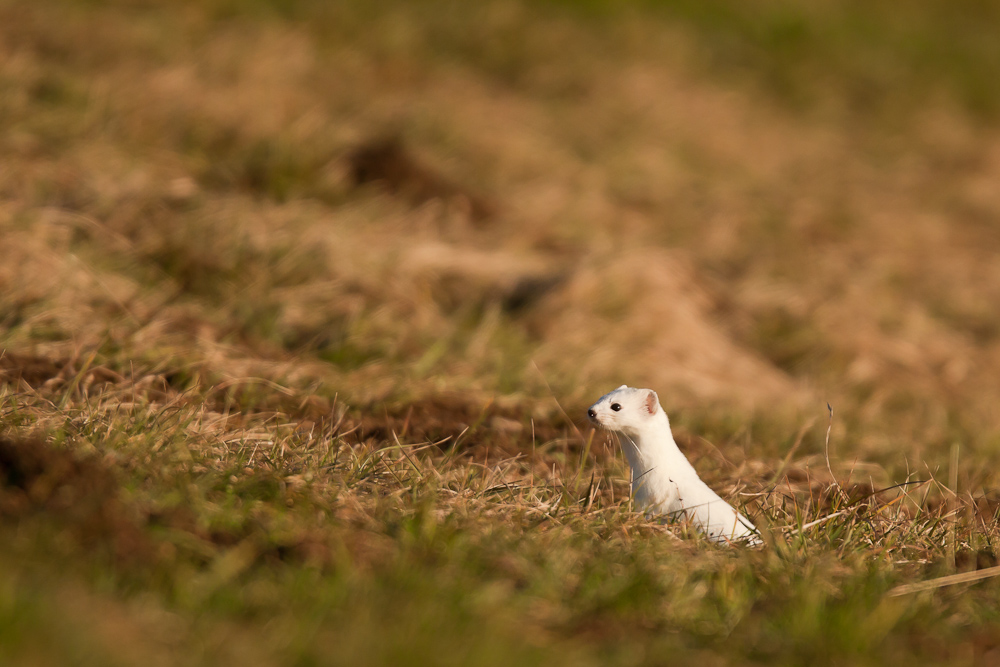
[2,391,999,665]
[526,0,1000,121]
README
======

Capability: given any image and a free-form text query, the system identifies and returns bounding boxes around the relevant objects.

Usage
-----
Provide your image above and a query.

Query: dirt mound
[534,249,809,410]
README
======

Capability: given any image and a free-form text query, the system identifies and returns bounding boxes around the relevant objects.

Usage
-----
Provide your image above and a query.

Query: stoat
[588,385,761,546]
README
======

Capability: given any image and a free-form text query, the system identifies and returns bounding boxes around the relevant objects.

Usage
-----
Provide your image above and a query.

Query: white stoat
[588,385,761,546]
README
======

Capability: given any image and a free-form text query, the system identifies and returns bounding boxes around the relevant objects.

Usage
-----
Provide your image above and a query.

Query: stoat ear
[617,384,628,390]
[643,390,659,415]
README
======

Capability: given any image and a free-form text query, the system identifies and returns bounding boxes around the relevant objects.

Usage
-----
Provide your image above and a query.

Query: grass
[5,0,1000,664]
[2,385,999,665]
[555,0,1000,120]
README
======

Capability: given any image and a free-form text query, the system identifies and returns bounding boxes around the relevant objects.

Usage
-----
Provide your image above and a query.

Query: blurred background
[5,0,1000,453]
[3,0,1000,662]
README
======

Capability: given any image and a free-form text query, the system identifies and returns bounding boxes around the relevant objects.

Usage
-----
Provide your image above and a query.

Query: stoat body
[588,385,761,546]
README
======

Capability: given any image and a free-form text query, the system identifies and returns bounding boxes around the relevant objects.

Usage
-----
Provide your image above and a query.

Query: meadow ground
[3,0,1000,664]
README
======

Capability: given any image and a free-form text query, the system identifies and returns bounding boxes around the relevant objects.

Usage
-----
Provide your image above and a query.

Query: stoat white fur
[588,385,761,546]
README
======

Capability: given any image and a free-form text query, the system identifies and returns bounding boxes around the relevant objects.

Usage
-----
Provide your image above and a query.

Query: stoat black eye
[610,403,621,412]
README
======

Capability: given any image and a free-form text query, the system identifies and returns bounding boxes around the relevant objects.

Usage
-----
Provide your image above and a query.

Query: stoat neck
[631,411,700,483]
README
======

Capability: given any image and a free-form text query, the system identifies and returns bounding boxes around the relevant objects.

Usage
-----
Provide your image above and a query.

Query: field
[3,0,1000,664]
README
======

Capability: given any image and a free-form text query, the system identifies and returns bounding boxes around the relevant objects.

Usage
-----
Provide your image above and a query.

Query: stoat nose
[587,408,597,420]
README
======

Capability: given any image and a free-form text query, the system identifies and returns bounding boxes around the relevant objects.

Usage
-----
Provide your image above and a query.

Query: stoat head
[586,385,662,438]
